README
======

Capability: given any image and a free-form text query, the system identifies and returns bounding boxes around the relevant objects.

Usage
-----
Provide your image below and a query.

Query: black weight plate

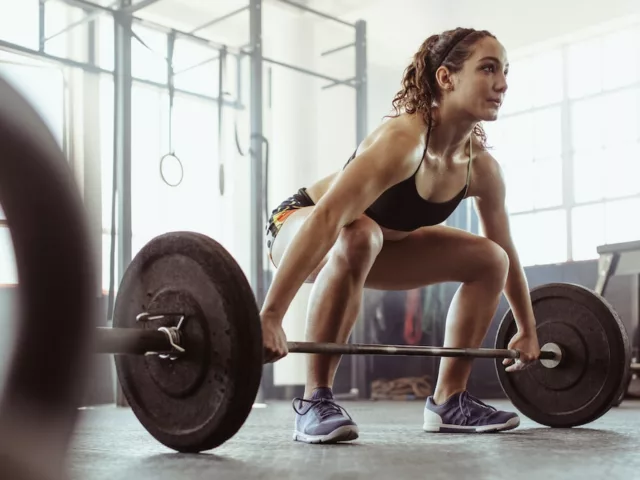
[495,283,630,428]
[113,231,263,452]
[0,76,96,480]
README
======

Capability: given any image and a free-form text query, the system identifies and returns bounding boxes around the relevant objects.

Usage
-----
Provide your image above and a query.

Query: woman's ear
[435,66,454,91]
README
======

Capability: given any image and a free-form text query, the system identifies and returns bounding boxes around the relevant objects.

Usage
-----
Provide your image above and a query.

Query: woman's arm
[260,124,423,323]
[472,152,537,334]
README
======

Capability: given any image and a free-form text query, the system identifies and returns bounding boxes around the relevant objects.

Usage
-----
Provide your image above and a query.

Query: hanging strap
[167,30,176,154]
[218,47,227,195]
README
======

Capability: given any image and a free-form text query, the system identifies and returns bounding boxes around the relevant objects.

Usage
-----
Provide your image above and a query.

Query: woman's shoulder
[468,140,506,198]
[363,113,426,152]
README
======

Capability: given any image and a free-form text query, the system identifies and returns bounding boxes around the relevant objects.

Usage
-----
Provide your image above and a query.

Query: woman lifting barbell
[261,27,541,443]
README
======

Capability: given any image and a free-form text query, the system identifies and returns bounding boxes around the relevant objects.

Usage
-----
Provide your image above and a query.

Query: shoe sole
[293,425,360,444]
[422,416,520,433]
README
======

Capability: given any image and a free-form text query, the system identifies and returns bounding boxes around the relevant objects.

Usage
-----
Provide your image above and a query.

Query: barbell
[101,231,631,453]
[0,71,635,472]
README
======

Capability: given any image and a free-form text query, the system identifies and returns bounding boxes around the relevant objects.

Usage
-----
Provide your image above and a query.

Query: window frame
[492,22,640,266]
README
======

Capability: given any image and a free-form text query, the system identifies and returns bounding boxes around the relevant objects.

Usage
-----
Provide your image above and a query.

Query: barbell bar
[94,323,560,362]
[287,341,560,361]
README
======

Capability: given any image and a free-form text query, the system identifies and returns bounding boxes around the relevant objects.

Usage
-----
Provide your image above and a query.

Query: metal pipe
[274,0,355,28]
[190,5,250,34]
[355,20,367,146]
[173,54,220,76]
[262,56,356,88]
[134,78,243,107]
[321,76,355,90]
[631,363,640,372]
[0,39,113,75]
[132,16,247,57]
[45,2,118,43]
[321,42,355,57]
[249,0,264,305]
[287,341,559,360]
[121,0,163,14]
[95,327,171,354]
[217,47,226,195]
[60,0,114,13]
[114,4,133,286]
[351,18,368,400]
[236,53,243,107]
[39,0,46,51]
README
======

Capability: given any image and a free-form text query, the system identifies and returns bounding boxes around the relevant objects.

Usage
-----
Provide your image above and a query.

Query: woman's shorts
[265,187,315,264]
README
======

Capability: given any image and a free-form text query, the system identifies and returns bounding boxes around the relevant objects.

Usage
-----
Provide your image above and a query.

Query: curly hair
[390,27,497,148]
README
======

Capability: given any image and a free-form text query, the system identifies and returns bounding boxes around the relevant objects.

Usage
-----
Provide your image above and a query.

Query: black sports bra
[344,130,473,232]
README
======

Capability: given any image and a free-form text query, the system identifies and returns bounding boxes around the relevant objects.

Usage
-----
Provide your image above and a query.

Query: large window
[486,21,640,265]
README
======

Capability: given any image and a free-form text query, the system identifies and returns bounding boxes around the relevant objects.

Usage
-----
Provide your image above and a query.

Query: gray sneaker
[292,387,359,444]
[423,391,520,433]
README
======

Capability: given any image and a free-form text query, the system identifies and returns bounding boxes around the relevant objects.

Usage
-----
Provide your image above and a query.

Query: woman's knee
[332,217,384,272]
[472,239,510,287]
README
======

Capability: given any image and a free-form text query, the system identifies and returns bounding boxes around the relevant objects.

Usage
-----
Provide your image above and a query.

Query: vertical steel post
[351,19,369,399]
[249,0,264,305]
[114,1,133,283]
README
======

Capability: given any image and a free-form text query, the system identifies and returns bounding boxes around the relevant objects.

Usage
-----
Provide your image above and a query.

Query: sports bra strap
[466,136,473,185]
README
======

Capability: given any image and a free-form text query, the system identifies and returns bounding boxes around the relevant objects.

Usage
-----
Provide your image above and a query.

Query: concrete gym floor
[69,399,640,480]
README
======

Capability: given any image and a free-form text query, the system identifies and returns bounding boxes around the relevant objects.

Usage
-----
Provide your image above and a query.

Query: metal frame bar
[190,5,249,34]
[0,38,111,74]
[352,19,368,399]
[249,0,264,304]
[132,16,246,57]
[121,0,163,14]
[113,3,133,292]
[321,76,355,90]
[217,47,226,195]
[262,56,356,88]
[39,0,46,51]
[61,0,115,14]
[45,2,119,43]
[354,21,367,145]
[274,0,355,28]
[236,53,243,107]
[173,54,219,76]
[87,6,97,65]
[320,42,355,57]
[136,76,241,106]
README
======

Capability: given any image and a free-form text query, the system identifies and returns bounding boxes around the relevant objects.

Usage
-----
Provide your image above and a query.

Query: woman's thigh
[269,207,385,283]
[365,225,507,291]
[269,206,329,282]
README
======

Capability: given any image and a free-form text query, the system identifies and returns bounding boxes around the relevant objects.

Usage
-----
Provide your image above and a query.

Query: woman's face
[442,37,510,122]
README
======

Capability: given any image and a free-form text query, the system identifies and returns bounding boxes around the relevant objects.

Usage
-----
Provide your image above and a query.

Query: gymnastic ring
[160,152,184,187]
